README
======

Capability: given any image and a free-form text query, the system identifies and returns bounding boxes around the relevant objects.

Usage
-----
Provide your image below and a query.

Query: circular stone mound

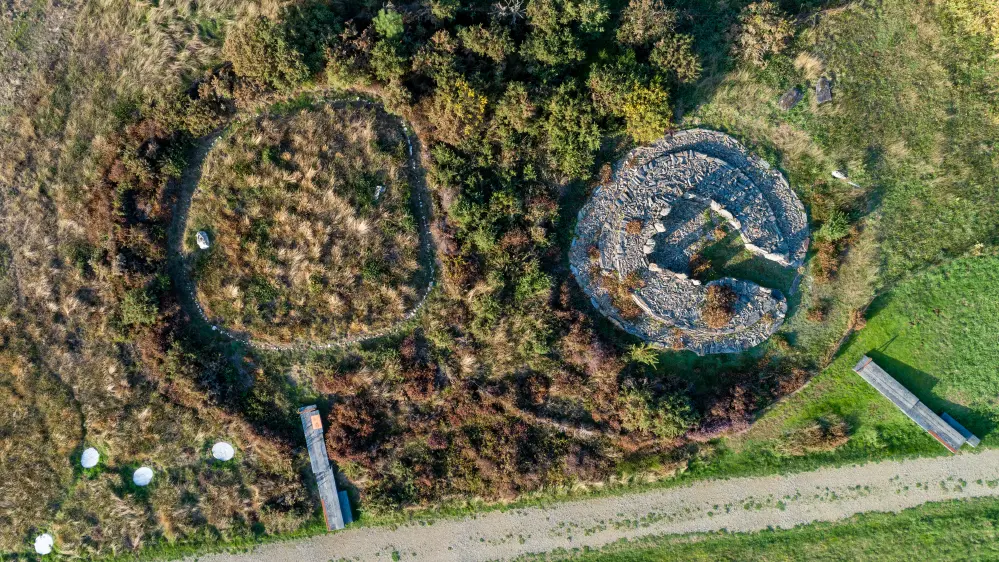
[570,129,808,355]
[185,104,427,344]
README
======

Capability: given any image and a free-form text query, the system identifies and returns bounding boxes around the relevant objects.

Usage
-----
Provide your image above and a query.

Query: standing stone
[815,76,833,104]
[196,230,211,250]
[778,87,803,110]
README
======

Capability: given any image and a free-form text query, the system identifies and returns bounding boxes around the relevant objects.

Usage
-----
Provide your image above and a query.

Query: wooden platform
[299,405,346,530]
[852,356,972,453]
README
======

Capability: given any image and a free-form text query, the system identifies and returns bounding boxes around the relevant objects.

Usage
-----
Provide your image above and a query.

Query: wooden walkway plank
[299,405,346,531]
[852,356,967,453]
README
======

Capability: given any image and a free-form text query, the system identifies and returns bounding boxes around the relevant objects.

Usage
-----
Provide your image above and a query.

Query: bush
[815,209,850,242]
[120,288,158,327]
[622,81,672,142]
[651,34,702,83]
[427,78,489,146]
[617,0,677,47]
[544,84,601,177]
[731,1,795,67]
[521,0,609,66]
[618,388,696,439]
[458,23,514,62]
[223,16,308,89]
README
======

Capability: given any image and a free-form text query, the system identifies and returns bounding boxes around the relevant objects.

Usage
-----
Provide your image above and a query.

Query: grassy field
[528,496,999,561]
[186,103,424,343]
[703,251,999,476]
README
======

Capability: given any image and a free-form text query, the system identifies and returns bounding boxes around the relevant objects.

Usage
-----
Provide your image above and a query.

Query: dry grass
[186,104,423,343]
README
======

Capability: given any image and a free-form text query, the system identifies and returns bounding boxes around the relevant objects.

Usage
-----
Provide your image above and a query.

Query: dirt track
[185,449,999,561]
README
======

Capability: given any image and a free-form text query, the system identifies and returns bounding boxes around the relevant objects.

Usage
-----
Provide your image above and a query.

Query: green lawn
[528,496,999,561]
[709,251,999,476]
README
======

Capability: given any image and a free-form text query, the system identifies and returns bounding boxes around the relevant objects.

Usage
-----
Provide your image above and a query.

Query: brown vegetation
[701,284,738,329]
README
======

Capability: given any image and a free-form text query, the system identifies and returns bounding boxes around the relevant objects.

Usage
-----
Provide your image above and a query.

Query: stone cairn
[570,129,809,355]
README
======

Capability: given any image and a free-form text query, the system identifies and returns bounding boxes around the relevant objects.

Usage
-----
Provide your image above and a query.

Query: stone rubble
[570,129,809,355]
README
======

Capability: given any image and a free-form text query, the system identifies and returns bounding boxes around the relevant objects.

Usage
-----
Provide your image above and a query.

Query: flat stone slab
[569,129,809,355]
[815,76,832,104]
[778,87,803,110]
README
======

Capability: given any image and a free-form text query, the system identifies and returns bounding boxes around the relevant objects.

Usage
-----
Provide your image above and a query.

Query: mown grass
[528,496,999,561]
[186,103,425,344]
[710,250,999,477]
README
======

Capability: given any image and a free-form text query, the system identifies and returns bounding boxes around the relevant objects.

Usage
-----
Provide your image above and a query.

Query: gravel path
[186,449,999,561]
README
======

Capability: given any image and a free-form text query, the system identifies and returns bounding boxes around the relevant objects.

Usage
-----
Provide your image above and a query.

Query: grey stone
[196,230,211,250]
[778,87,803,110]
[815,76,833,104]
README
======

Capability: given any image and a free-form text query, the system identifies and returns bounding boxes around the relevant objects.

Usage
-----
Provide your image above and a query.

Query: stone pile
[570,129,809,355]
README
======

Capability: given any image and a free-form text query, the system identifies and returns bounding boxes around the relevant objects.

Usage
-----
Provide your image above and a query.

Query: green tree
[371,7,407,81]
[628,343,660,367]
[373,7,404,40]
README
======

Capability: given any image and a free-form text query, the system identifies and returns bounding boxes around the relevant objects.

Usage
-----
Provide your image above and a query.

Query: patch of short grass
[716,250,999,475]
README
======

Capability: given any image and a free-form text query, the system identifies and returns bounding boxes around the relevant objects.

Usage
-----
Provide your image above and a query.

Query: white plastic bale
[34,534,54,555]
[133,466,154,487]
[80,447,100,469]
[212,441,235,461]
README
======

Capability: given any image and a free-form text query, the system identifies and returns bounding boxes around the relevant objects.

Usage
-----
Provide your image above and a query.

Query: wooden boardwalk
[298,405,346,530]
[853,356,975,453]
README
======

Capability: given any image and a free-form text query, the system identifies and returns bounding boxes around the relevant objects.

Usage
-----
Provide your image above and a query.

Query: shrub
[544,84,601,178]
[621,81,672,143]
[458,23,515,62]
[701,284,737,329]
[815,209,851,242]
[651,34,702,83]
[371,40,408,81]
[731,1,795,67]
[617,0,677,46]
[120,288,158,327]
[521,0,609,66]
[427,78,489,146]
[618,388,696,439]
[222,16,308,89]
